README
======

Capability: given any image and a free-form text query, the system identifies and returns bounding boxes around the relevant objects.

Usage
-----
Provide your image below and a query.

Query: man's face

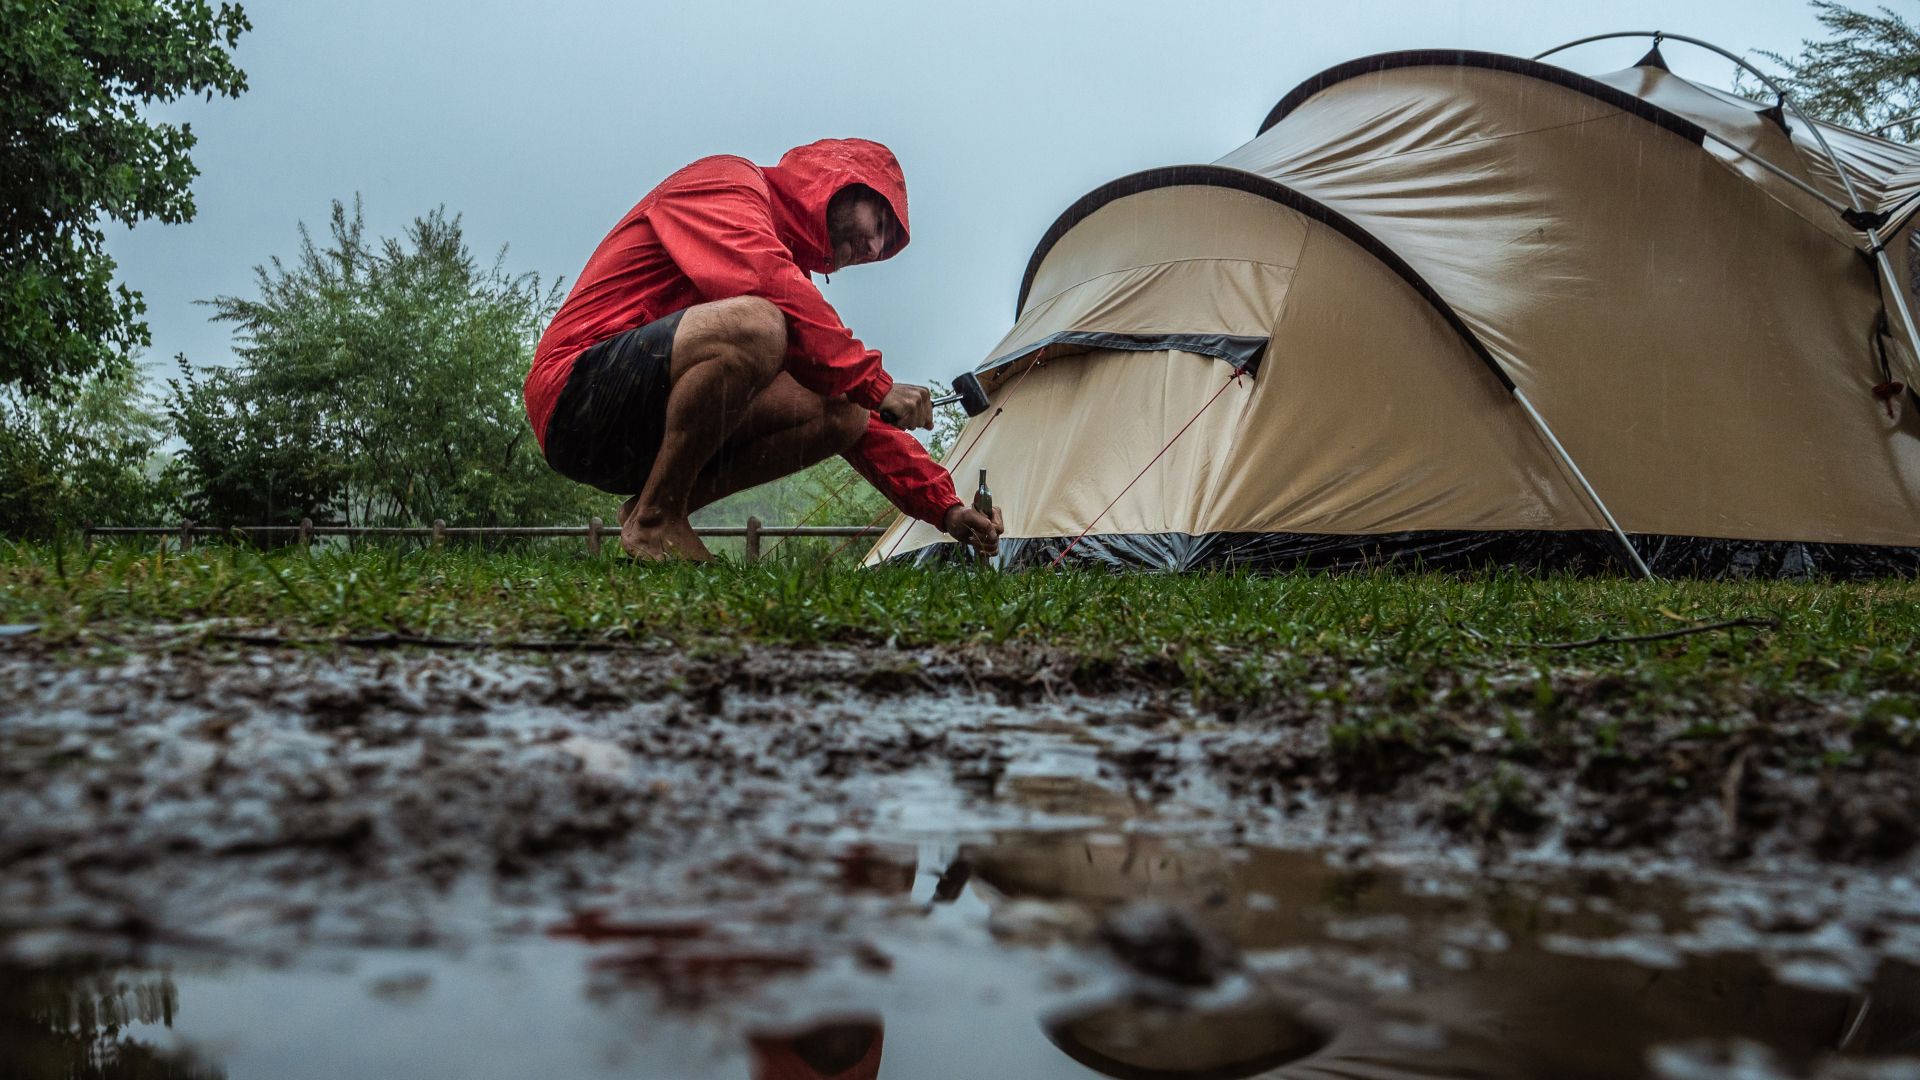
[826,189,896,273]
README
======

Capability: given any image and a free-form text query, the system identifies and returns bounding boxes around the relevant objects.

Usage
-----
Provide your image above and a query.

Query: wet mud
[3,632,1919,1077]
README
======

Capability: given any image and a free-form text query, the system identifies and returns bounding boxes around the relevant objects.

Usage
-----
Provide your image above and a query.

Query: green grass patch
[3,539,1918,711]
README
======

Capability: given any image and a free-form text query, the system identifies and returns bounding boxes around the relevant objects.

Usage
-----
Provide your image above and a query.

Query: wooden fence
[80,517,884,562]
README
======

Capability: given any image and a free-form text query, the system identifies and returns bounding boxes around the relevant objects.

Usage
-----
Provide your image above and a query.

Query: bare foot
[619,504,713,562]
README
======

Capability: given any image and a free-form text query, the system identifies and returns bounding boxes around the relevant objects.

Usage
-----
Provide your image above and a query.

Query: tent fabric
[868,47,1920,577]
[1006,166,1515,389]
[1257,49,1709,142]
[1259,50,1920,223]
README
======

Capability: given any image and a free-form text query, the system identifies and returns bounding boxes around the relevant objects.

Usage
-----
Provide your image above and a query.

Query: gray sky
[108,0,1828,392]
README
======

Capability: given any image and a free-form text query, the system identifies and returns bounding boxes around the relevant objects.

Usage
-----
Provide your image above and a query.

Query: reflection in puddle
[0,964,222,1078]
[1048,994,1331,1079]
[749,1017,884,1080]
[4,833,1919,1078]
[967,834,1920,1078]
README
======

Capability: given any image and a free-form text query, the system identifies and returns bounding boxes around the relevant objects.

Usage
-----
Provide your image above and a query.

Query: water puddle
[8,822,1920,1079]
[5,647,1920,1078]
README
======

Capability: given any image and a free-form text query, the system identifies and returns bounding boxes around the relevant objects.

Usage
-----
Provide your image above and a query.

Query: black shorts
[542,310,685,496]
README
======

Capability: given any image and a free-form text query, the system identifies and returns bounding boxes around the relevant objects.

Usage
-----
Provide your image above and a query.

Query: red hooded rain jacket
[524,139,961,527]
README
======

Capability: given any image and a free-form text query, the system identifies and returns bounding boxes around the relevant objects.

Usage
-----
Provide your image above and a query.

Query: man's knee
[705,297,786,366]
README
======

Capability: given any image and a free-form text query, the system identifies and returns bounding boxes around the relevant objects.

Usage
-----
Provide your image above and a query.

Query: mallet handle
[882,390,954,425]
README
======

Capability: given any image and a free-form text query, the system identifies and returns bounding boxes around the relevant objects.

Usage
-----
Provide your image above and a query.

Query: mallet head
[950,371,990,416]
[907,372,993,424]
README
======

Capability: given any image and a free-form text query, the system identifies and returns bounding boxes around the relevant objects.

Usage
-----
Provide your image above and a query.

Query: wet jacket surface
[524,139,960,526]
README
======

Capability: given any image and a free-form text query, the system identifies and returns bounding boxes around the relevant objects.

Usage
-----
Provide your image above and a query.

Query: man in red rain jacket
[524,138,1002,561]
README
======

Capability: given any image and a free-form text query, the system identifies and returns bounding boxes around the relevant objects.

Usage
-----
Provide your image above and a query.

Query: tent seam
[1258,50,1707,143]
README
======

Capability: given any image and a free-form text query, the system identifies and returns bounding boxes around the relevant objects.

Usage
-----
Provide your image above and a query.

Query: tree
[1,0,250,399]
[0,366,173,537]
[167,199,606,527]
[1747,3,1920,140]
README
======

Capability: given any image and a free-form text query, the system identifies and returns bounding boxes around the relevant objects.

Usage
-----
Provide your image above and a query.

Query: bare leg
[620,375,868,522]
[686,374,870,512]
[621,297,787,560]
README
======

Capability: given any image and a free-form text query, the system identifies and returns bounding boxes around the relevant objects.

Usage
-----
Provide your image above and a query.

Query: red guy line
[1048,365,1248,570]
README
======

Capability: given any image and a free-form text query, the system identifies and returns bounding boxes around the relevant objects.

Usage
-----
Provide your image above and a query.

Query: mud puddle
[4,639,1920,1077]
[10,830,1920,1079]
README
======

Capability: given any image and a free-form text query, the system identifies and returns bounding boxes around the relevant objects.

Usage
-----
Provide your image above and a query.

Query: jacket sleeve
[843,416,963,528]
[648,161,894,410]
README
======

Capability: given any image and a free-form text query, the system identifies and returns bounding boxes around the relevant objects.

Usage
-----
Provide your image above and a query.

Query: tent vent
[1759,100,1792,134]
[980,331,1270,378]
[1634,44,1671,71]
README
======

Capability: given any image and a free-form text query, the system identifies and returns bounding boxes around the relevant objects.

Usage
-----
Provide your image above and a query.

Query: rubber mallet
[883,372,991,426]
[935,372,991,416]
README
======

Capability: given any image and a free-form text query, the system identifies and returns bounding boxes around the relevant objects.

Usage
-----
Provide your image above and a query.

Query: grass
[3,539,1916,709]
[10,539,1920,852]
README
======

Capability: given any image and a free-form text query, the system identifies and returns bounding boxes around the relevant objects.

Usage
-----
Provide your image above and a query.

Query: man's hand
[943,504,1004,556]
[878,383,933,430]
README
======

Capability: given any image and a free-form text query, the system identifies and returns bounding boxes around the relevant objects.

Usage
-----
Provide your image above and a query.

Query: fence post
[745,517,762,564]
[432,519,447,550]
[81,522,93,552]
[299,517,313,549]
[586,517,604,557]
[180,518,194,552]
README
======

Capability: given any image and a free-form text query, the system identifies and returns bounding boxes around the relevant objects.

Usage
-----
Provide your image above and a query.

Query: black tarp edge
[884,529,1920,580]
[977,331,1270,378]
[1012,165,1516,391]
[1256,48,1711,143]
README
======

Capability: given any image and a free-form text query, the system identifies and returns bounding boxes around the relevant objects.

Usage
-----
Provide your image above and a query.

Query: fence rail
[80,517,884,562]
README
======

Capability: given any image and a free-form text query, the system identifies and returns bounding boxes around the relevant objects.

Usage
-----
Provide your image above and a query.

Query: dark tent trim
[978,331,1270,378]
[1013,165,1516,391]
[1256,48,1710,144]
[887,530,1920,580]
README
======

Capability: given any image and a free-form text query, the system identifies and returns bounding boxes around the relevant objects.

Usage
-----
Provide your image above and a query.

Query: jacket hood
[762,138,911,274]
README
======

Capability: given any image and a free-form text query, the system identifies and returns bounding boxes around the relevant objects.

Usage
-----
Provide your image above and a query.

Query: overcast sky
[107,0,1830,393]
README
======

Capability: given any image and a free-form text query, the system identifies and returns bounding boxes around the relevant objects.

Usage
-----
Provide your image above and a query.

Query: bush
[0,367,173,537]
[166,199,609,527]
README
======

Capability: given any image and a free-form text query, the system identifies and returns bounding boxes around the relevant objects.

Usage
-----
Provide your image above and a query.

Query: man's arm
[648,162,893,410]
[842,417,963,528]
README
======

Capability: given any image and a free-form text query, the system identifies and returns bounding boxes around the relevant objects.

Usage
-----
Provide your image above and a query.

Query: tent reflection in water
[869,40,1920,577]
[968,834,1920,1080]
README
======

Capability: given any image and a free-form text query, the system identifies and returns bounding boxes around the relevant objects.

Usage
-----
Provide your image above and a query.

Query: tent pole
[1538,32,1920,407]
[1511,389,1657,580]
[1698,132,1849,214]
[1869,239,1920,390]
[1691,137,1920,382]
[1536,31,1869,209]
[1690,137,1920,386]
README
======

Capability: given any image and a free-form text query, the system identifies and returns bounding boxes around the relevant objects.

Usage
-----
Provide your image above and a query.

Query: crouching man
[523,138,1001,561]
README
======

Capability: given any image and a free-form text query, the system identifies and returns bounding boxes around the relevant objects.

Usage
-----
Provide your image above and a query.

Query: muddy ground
[4,629,1920,1077]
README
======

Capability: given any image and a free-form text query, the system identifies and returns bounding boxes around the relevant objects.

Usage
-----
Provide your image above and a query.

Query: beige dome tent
[869,35,1920,577]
